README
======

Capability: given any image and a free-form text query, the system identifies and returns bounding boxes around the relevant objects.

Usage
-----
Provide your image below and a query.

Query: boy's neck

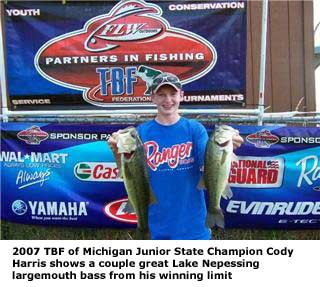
[155,114,181,126]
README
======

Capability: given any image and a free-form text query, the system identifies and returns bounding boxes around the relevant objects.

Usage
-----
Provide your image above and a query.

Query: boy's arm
[192,122,209,171]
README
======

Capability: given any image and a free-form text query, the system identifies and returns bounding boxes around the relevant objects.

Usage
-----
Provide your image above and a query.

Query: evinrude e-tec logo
[35,0,216,106]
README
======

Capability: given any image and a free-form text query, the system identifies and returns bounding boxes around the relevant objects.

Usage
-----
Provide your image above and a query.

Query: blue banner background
[1,122,319,229]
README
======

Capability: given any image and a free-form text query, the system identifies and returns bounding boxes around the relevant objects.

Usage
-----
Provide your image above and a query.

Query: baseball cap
[150,72,182,93]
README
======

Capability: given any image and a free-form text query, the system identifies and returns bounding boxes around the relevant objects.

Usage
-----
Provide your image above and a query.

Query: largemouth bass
[201,125,238,228]
[114,127,157,239]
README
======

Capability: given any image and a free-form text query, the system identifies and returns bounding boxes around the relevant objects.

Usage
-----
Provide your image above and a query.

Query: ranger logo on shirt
[144,141,193,171]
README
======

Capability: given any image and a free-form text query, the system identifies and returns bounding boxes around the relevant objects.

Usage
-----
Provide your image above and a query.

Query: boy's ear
[151,92,156,104]
[179,90,184,100]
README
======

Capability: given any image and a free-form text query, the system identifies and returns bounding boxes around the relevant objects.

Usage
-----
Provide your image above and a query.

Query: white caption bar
[0,240,318,287]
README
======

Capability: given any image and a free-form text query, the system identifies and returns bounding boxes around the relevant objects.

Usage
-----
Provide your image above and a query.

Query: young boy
[108,72,243,239]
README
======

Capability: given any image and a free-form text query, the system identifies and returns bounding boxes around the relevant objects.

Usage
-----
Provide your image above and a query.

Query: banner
[4,0,247,110]
[1,123,319,229]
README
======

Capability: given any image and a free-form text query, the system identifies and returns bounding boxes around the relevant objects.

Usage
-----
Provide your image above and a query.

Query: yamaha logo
[12,200,28,216]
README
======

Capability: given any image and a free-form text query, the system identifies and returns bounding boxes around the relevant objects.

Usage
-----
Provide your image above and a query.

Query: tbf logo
[96,65,161,96]
[96,67,137,96]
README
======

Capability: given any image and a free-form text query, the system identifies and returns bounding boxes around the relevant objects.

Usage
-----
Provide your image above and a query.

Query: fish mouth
[215,140,230,147]
[123,152,135,161]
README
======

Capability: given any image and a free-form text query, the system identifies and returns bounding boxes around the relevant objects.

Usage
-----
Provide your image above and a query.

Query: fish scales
[205,143,226,204]
[116,127,157,239]
[122,146,150,233]
[203,125,237,229]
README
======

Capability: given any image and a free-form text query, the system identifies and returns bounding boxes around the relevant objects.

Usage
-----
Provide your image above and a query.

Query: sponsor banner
[0,122,134,228]
[1,123,320,229]
[4,0,246,110]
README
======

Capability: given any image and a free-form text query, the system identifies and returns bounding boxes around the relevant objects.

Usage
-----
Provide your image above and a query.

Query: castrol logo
[74,162,121,182]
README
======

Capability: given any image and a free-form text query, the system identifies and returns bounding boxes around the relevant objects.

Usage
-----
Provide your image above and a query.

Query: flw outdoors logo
[34,0,216,106]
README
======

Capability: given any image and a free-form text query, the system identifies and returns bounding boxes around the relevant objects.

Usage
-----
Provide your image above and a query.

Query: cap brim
[153,82,180,94]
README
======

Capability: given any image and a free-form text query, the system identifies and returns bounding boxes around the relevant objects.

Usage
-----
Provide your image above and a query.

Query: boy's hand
[232,131,244,150]
[107,132,122,170]
[107,132,119,153]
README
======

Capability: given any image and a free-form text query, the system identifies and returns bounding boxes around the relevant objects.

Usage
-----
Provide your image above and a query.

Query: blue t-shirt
[138,117,211,240]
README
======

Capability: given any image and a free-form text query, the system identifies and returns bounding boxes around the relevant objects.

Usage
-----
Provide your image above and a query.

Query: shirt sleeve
[190,120,208,170]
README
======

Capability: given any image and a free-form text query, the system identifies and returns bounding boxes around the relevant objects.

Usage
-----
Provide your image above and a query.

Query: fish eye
[130,130,137,138]
[90,38,96,44]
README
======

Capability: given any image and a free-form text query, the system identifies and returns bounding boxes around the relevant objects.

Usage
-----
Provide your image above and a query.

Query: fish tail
[136,228,148,240]
[206,208,225,229]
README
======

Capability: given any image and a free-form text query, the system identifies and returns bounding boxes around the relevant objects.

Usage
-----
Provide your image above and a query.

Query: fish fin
[136,228,148,240]
[123,200,135,214]
[123,165,134,180]
[149,192,157,205]
[148,187,158,205]
[231,152,238,162]
[197,176,206,190]
[206,208,225,229]
[221,150,228,165]
[222,185,233,200]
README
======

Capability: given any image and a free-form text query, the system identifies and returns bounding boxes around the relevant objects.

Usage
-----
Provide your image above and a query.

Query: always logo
[74,162,121,182]
[17,126,49,145]
[103,198,137,224]
[34,0,216,106]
